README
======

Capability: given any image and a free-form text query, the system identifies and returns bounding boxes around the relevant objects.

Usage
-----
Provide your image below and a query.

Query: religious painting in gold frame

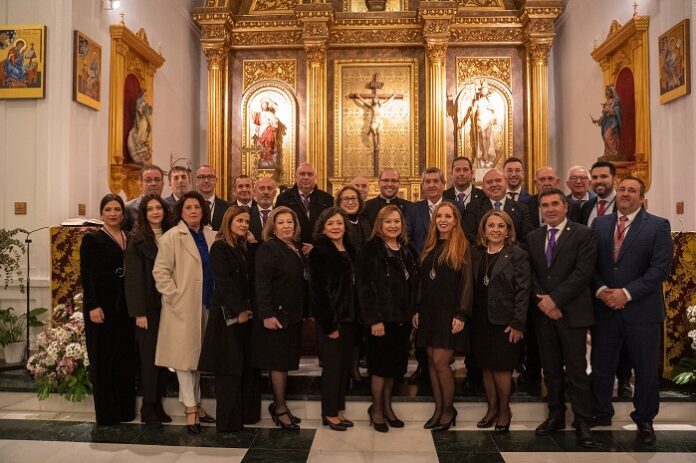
[333,59,419,182]
[241,80,297,188]
[0,24,46,99]
[73,31,101,110]
[659,19,690,104]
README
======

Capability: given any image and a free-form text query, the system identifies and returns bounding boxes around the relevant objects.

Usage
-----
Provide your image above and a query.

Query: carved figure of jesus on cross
[348,73,404,176]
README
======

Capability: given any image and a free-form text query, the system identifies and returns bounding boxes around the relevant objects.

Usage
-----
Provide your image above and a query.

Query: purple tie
[260,209,270,225]
[457,192,465,203]
[546,228,558,266]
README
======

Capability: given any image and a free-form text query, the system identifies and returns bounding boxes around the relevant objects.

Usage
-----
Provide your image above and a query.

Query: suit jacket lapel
[549,223,574,267]
[489,244,512,281]
[178,221,201,263]
[617,209,646,261]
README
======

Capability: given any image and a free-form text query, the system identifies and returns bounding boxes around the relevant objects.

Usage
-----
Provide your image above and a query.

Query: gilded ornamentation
[243,59,297,91]
[456,57,512,88]
[331,28,422,44]
[344,0,406,12]
[526,19,555,35]
[251,0,296,12]
[135,28,150,45]
[304,23,327,37]
[526,41,552,63]
[449,27,525,43]
[453,17,519,25]
[203,47,227,68]
[425,22,449,35]
[456,0,504,8]
[305,44,328,64]
[232,30,303,46]
[425,42,448,62]
[335,18,419,27]
[201,25,228,40]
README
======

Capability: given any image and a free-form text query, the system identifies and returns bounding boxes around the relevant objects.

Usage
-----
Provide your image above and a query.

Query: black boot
[141,402,162,426]
[154,400,172,423]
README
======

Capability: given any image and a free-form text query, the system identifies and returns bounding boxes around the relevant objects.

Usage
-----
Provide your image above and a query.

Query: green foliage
[35,365,92,402]
[0,228,28,291]
[0,307,47,347]
[672,356,696,385]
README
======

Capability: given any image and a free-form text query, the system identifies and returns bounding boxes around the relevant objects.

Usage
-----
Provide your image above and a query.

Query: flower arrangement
[672,305,696,385]
[26,293,92,402]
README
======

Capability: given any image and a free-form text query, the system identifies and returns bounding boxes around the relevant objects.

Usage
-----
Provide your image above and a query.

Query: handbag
[221,300,252,327]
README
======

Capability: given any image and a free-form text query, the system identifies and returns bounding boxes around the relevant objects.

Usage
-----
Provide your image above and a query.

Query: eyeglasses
[568,176,589,182]
[340,196,359,203]
[142,177,162,184]
[197,175,216,181]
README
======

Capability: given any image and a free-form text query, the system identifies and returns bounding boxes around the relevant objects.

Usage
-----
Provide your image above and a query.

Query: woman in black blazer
[80,194,136,426]
[309,207,358,432]
[124,194,173,425]
[358,205,418,432]
[335,185,371,250]
[199,206,261,432]
[470,210,530,433]
[253,206,308,430]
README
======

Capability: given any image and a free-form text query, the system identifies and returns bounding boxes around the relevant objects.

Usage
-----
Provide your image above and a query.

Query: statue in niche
[348,73,402,176]
[252,98,285,170]
[590,85,623,161]
[127,90,152,163]
[460,80,500,168]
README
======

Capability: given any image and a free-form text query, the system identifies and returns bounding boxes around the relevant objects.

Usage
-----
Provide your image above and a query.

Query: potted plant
[0,306,47,363]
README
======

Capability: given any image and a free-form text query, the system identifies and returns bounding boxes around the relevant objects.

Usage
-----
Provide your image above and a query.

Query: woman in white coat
[153,191,217,434]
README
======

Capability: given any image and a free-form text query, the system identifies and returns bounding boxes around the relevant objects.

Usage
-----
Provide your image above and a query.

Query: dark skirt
[251,321,302,372]
[367,322,411,378]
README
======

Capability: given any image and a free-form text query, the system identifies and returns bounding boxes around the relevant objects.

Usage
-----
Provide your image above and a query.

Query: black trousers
[135,311,167,404]
[522,319,542,382]
[535,317,593,422]
[591,315,660,424]
[617,346,633,381]
[317,323,356,416]
[215,375,243,432]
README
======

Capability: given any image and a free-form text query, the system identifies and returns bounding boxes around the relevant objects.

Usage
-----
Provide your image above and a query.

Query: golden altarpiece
[192,0,563,200]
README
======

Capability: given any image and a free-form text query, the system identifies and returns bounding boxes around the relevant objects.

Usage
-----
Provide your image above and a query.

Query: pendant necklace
[102,227,126,251]
[484,243,503,286]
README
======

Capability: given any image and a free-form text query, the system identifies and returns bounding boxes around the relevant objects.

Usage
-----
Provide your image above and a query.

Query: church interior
[1,0,695,462]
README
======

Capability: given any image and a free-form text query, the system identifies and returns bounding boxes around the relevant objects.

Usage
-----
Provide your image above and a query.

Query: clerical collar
[380,194,398,203]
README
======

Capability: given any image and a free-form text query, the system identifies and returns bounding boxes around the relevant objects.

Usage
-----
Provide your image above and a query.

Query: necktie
[457,192,465,203]
[428,203,435,216]
[208,200,215,218]
[507,192,517,201]
[614,215,628,261]
[493,201,502,210]
[546,228,558,266]
[597,199,607,216]
[300,193,310,217]
[260,209,270,226]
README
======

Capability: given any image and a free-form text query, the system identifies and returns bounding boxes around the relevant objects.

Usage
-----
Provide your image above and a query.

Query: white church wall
[0,0,204,315]
[552,0,695,230]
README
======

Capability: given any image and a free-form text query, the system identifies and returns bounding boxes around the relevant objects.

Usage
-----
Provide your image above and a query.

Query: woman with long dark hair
[309,207,358,432]
[199,205,262,432]
[357,205,418,432]
[413,202,473,431]
[153,191,217,434]
[253,206,308,430]
[125,194,173,425]
[80,194,136,425]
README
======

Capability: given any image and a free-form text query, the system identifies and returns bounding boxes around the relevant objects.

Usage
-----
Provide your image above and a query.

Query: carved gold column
[522,2,563,186]
[203,46,229,198]
[420,2,456,172]
[297,3,333,190]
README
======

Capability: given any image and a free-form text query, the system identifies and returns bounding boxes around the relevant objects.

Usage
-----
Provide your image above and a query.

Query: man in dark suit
[526,189,596,448]
[195,165,231,231]
[406,167,460,254]
[249,176,276,242]
[443,156,484,208]
[565,165,596,208]
[275,162,333,248]
[579,161,633,399]
[503,156,532,203]
[463,168,534,244]
[125,164,164,230]
[163,165,191,207]
[590,176,673,446]
[233,175,256,209]
[363,168,412,228]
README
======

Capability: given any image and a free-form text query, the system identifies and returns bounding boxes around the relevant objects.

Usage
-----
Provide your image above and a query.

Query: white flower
[689,329,696,341]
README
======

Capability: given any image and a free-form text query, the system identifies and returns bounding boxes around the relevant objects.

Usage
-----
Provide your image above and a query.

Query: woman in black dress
[309,207,358,432]
[358,205,418,433]
[413,202,473,431]
[124,194,173,425]
[335,185,371,249]
[80,194,135,425]
[253,206,308,430]
[199,206,261,432]
[470,210,530,433]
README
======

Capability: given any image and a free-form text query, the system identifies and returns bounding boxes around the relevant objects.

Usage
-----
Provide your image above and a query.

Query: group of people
[79,156,673,448]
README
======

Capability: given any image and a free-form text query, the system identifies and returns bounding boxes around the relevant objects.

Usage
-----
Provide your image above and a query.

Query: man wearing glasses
[362,168,412,228]
[195,165,231,231]
[125,164,165,230]
[566,166,596,208]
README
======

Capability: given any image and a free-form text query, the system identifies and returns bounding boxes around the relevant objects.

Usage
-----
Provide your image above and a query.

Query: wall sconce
[102,0,121,10]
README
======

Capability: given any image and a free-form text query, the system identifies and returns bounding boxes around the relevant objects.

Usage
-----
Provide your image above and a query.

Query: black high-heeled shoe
[184,407,201,434]
[424,413,441,429]
[269,403,301,424]
[270,407,300,430]
[339,417,354,427]
[367,405,388,433]
[495,411,512,434]
[432,409,457,432]
[198,407,216,424]
[322,416,347,431]
[385,415,405,428]
[477,413,498,429]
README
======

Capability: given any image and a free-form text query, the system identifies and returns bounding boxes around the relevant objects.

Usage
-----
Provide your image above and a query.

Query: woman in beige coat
[154,191,216,434]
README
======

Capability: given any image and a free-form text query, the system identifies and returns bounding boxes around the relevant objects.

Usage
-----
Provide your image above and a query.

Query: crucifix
[348,73,404,176]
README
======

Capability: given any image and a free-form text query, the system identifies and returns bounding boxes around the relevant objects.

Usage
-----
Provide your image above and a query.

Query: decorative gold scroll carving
[527,41,552,64]
[305,44,328,64]
[203,47,227,68]
[425,41,448,62]
[344,0,407,12]
[331,28,422,45]
[231,30,303,47]
[456,0,504,9]
[243,59,297,91]
[449,27,525,43]
[456,57,512,87]
[250,0,297,13]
